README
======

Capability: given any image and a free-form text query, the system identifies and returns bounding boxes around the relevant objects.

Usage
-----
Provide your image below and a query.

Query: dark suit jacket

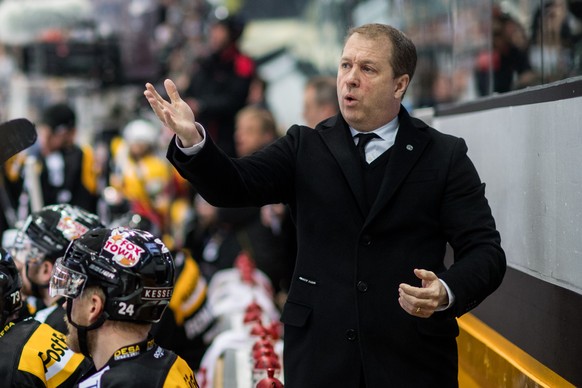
[167,106,506,387]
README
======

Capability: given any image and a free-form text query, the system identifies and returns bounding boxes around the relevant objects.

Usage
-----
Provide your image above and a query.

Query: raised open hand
[144,79,201,147]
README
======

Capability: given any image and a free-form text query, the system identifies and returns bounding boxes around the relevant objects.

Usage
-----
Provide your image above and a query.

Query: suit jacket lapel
[366,108,430,226]
[319,116,369,218]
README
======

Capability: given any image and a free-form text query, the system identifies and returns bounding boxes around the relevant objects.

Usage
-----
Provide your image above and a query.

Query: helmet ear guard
[50,227,175,324]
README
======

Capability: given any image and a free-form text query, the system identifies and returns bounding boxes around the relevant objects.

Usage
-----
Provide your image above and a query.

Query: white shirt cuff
[175,123,206,155]
[435,279,455,311]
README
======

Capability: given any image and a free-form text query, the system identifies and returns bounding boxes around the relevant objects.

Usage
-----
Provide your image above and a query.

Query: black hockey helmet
[50,227,174,323]
[0,248,23,326]
[13,204,104,264]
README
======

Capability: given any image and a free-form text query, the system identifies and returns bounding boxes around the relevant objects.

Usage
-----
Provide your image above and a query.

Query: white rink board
[433,96,582,295]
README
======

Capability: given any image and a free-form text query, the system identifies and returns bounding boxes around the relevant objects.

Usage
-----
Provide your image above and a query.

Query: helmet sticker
[103,229,145,268]
[144,242,161,255]
[88,263,116,280]
[154,238,170,253]
[56,215,89,241]
[142,287,173,300]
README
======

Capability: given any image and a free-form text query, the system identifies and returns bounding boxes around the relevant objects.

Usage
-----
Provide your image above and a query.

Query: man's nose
[345,68,360,87]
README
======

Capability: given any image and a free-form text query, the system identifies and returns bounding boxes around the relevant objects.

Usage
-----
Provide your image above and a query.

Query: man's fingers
[399,287,436,317]
[399,286,428,306]
[398,292,428,317]
[145,83,165,105]
[144,84,170,124]
[398,294,413,311]
[399,269,445,317]
[414,268,439,288]
[164,79,181,104]
[400,269,442,303]
[399,282,430,298]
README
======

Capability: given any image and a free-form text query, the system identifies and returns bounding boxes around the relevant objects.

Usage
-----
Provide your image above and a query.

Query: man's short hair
[41,103,76,132]
[346,23,417,82]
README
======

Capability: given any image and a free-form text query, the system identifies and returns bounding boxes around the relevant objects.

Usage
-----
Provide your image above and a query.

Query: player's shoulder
[84,347,196,387]
[164,353,198,388]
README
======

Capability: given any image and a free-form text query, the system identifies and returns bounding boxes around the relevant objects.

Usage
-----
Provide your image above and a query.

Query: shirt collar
[349,116,399,141]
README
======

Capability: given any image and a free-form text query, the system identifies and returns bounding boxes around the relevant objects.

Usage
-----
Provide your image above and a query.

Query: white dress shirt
[349,116,399,163]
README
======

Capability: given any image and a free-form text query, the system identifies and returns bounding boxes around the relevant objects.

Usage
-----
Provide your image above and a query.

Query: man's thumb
[414,268,437,283]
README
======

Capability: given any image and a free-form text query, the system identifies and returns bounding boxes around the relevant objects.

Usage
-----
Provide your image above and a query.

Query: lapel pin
[406,144,413,151]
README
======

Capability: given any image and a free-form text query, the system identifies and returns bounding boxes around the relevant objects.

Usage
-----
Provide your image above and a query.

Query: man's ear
[394,74,410,100]
[39,261,54,284]
[88,292,105,323]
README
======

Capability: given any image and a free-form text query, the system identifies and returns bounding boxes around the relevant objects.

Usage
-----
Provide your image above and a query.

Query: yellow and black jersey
[0,318,92,387]
[3,144,99,214]
[19,297,68,334]
[152,250,217,370]
[16,296,37,321]
[109,140,172,223]
[33,301,68,334]
[76,337,198,388]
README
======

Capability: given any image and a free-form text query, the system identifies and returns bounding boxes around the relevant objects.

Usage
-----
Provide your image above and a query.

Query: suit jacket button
[357,281,368,292]
[360,235,372,246]
[345,329,357,341]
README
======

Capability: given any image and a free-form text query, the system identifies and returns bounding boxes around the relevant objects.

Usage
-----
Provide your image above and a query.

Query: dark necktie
[355,133,379,164]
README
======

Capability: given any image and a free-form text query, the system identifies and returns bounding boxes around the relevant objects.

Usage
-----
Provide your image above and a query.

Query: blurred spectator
[184,15,256,157]
[187,193,218,266]
[247,75,270,110]
[0,44,16,121]
[475,5,537,95]
[1,167,18,233]
[108,118,172,233]
[234,106,279,157]
[530,0,582,82]
[3,103,99,219]
[412,57,468,108]
[188,106,296,297]
[411,51,440,108]
[302,75,339,128]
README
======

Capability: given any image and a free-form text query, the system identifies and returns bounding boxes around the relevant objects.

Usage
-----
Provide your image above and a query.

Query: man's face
[234,114,273,157]
[209,23,230,53]
[128,142,151,160]
[337,33,409,132]
[25,257,52,289]
[37,124,68,156]
[12,240,49,291]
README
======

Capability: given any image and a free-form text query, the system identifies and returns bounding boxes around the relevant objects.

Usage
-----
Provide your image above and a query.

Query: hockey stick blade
[0,118,37,165]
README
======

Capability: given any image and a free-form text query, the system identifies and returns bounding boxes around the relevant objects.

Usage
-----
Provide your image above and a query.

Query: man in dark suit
[145,23,506,387]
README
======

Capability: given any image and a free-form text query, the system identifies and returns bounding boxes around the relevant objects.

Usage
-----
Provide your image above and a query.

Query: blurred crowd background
[0,0,580,128]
